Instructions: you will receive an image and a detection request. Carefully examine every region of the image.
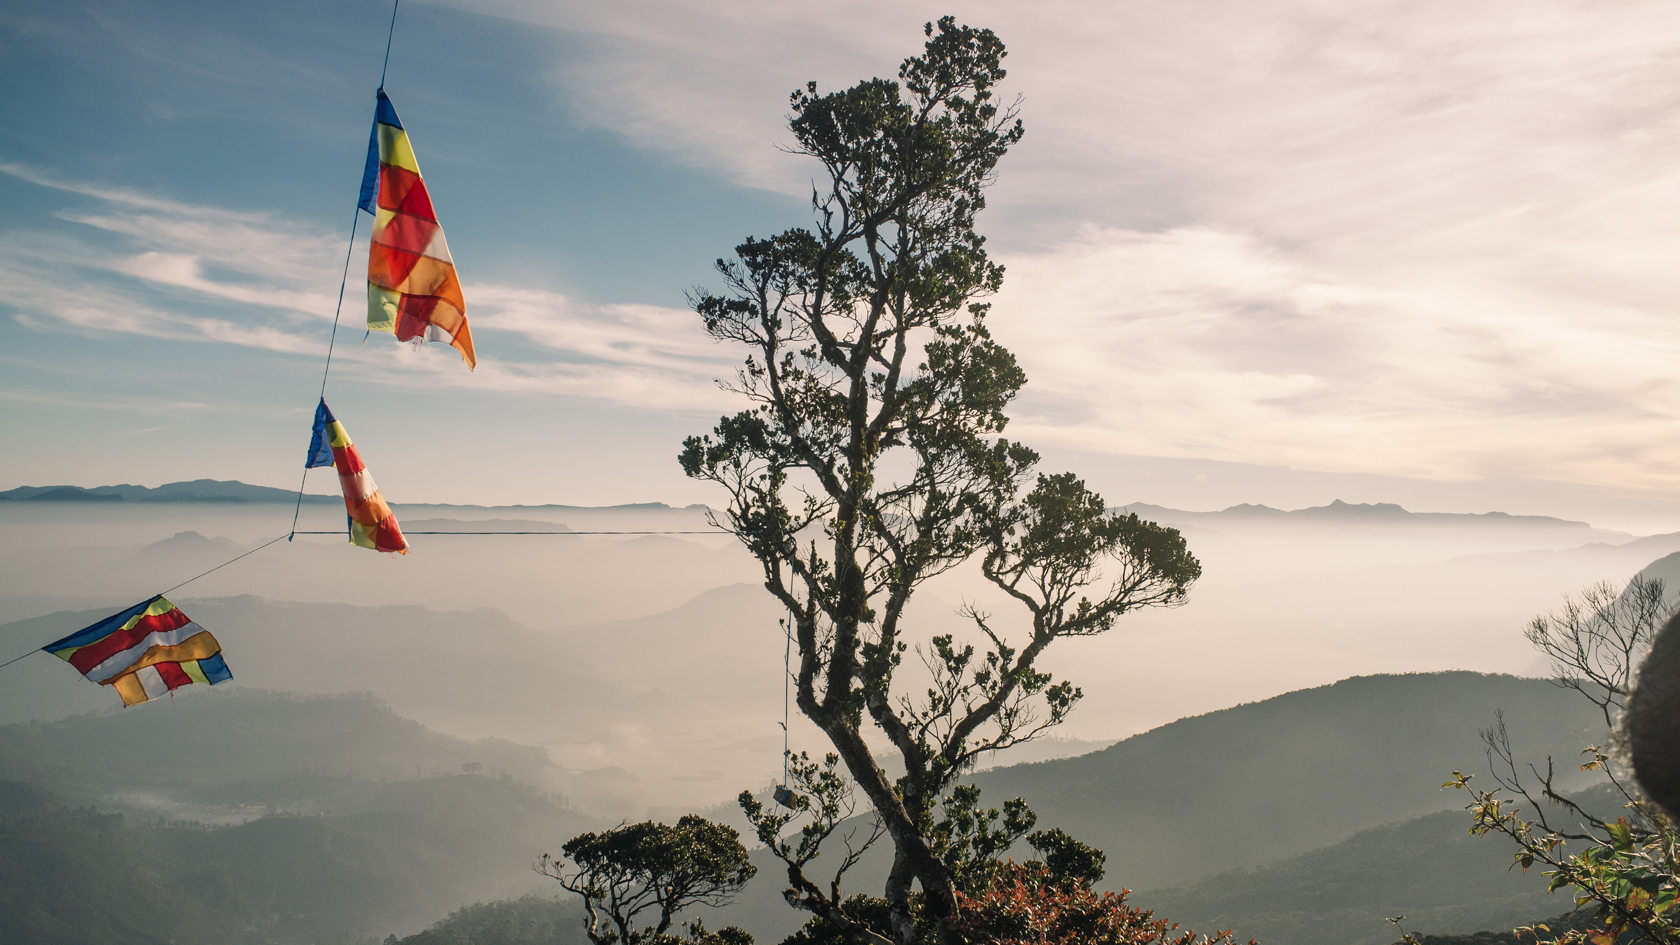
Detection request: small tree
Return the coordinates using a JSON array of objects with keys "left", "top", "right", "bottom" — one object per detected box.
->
[
  {"left": 682, "top": 17, "right": 1200, "bottom": 945},
  {"left": 1523, "top": 575, "right": 1669, "bottom": 728},
  {"left": 954, "top": 862, "right": 1248, "bottom": 945},
  {"left": 538, "top": 815, "right": 756, "bottom": 945},
  {"left": 1449, "top": 576, "right": 1679, "bottom": 944}
]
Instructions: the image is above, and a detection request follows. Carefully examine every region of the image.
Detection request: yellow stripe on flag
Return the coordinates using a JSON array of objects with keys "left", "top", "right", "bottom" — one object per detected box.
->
[
  {"left": 377, "top": 125, "right": 420, "bottom": 174},
  {"left": 368, "top": 285, "right": 400, "bottom": 334},
  {"left": 112, "top": 673, "right": 147, "bottom": 706}
]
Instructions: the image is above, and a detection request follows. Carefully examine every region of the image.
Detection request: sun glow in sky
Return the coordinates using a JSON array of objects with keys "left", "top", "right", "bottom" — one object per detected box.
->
[{"left": 4, "top": 0, "right": 1680, "bottom": 530}]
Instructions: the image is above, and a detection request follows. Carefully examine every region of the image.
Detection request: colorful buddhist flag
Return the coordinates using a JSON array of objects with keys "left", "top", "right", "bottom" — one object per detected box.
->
[
  {"left": 43, "top": 597, "right": 232, "bottom": 707},
  {"left": 360, "top": 88, "right": 476, "bottom": 370},
  {"left": 308, "top": 399, "right": 409, "bottom": 554}
]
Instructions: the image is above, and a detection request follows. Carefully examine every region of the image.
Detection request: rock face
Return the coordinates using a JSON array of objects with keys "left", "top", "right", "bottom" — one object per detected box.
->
[{"left": 1628, "top": 611, "right": 1680, "bottom": 820}]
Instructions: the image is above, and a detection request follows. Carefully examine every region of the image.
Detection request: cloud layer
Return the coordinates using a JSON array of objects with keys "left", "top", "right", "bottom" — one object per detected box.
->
[
  {"left": 8, "top": 1, "right": 1680, "bottom": 496},
  {"left": 0, "top": 162, "right": 739, "bottom": 412},
  {"left": 462, "top": 0, "right": 1680, "bottom": 489}
]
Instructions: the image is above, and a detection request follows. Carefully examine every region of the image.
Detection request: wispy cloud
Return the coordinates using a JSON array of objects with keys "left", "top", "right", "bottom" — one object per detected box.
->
[
  {"left": 991, "top": 225, "right": 1680, "bottom": 488},
  {"left": 452, "top": 0, "right": 1680, "bottom": 490},
  {"left": 0, "top": 388, "right": 212, "bottom": 413},
  {"left": 0, "top": 162, "right": 737, "bottom": 411}
]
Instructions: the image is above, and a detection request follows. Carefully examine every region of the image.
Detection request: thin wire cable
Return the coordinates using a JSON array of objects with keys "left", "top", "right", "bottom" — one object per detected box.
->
[
  {"left": 159, "top": 535, "right": 290, "bottom": 597},
  {"left": 288, "top": 530, "right": 728, "bottom": 535},
  {"left": 0, "top": 649, "right": 37, "bottom": 671},
  {"left": 378, "top": 0, "right": 401, "bottom": 89},
  {"left": 318, "top": 208, "right": 362, "bottom": 403},
  {"left": 287, "top": 466, "right": 313, "bottom": 541},
  {"left": 288, "top": 207, "right": 361, "bottom": 544},
  {"left": 0, "top": 535, "right": 290, "bottom": 673}
]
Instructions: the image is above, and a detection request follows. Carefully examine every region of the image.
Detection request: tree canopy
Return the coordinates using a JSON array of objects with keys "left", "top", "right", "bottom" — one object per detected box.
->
[
  {"left": 539, "top": 815, "right": 756, "bottom": 945},
  {"left": 682, "top": 17, "right": 1200, "bottom": 945}
]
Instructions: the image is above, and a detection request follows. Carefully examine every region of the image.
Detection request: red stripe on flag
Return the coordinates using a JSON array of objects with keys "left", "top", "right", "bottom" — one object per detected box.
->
[
  {"left": 394, "top": 294, "right": 442, "bottom": 340},
  {"left": 372, "top": 213, "right": 441, "bottom": 256},
  {"left": 331, "top": 445, "right": 366, "bottom": 475},
  {"left": 378, "top": 165, "right": 436, "bottom": 221},
  {"left": 154, "top": 661, "right": 193, "bottom": 690},
  {"left": 68, "top": 607, "right": 190, "bottom": 674},
  {"left": 369, "top": 241, "right": 422, "bottom": 289},
  {"left": 372, "top": 515, "right": 408, "bottom": 554}
]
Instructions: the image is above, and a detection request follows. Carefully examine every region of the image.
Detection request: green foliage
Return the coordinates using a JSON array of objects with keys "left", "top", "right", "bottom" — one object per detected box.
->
[
  {"left": 779, "top": 895, "right": 900, "bottom": 945},
  {"left": 926, "top": 784, "right": 1036, "bottom": 897},
  {"left": 681, "top": 17, "right": 1199, "bottom": 944},
  {"left": 1450, "top": 577, "right": 1680, "bottom": 945},
  {"left": 540, "top": 815, "right": 756, "bottom": 945},
  {"left": 1025, "top": 828, "right": 1106, "bottom": 890}
]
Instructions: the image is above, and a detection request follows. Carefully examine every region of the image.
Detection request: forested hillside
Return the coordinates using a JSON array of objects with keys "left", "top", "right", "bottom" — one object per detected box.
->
[
  {"left": 970, "top": 671, "right": 1605, "bottom": 887},
  {"left": 711, "top": 671, "right": 1609, "bottom": 943},
  {"left": 0, "top": 691, "right": 595, "bottom": 944},
  {"left": 1134, "top": 784, "right": 1627, "bottom": 945}
]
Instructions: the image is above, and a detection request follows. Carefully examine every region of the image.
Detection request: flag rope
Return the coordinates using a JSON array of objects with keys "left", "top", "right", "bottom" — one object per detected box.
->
[
  {"left": 289, "top": 530, "right": 730, "bottom": 535},
  {"left": 291, "top": 0, "right": 397, "bottom": 542},
  {"left": 290, "top": 204, "right": 363, "bottom": 543},
  {"left": 0, "top": 535, "right": 290, "bottom": 673},
  {"left": 379, "top": 0, "right": 401, "bottom": 90}
]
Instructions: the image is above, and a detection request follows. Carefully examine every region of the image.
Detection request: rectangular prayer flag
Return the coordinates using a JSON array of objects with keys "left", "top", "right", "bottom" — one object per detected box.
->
[
  {"left": 42, "top": 597, "right": 232, "bottom": 706},
  {"left": 361, "top": 89, "right": 476, "bottom": 370},
  {"left": 308, "top": 400, "right": 409, "bottom": 554}
]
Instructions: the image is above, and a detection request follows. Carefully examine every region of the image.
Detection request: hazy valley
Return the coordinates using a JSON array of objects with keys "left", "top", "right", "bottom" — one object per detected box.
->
[{"left": 0, "top": 482, "right": 1669, "bottom": 943}]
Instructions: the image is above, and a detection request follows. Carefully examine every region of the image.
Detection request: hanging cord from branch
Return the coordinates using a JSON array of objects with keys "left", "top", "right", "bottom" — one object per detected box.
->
[
  {"left": 783, "top": 605, "right": 793, "bottom": 787},
  {"left": 0, "top": 534, "right": 290, "bottom": 672}
]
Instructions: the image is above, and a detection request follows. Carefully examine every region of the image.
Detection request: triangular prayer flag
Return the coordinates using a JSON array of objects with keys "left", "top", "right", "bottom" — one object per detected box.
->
[
  {"left": 305, "top": 399, "right": 335, "bottom": 469},
  {"left": 361, "top": 89, "right": 476, "bottom": 371},
  {"left": 309, "top": 400, "right": 409, "bottom": 554},
  {"left": 42, "top": 597, "right": 233, "bottom": 706}
]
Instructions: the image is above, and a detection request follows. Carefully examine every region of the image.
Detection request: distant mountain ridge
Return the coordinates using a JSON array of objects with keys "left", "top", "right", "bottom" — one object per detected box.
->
[
  {"left": 1121, "top": 498, "right": 1605, "bottom": 532},
  {"left": 0, "top": 479, "right": 709, "bottom": 511},
  {"left": 0, "top": 479, "right": 338, "bottom": 503}
]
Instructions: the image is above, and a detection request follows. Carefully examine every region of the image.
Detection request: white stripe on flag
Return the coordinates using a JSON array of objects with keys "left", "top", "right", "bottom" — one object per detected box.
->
[
  {"left": 135, "top": 665, "right": 169, "bottom": 701},
  {"left": 339, "top": 468, "right": 378, "bottom": 502},
  {"left": 86, "top": 623, "right": 206, "bottom": 683}
]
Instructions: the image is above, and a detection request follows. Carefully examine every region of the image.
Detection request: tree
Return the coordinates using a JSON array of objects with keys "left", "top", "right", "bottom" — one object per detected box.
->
[
  {"left": 537, "top": 816, "right": 756, "bottom": 945},
  {"left": 1448, "top": 576, "right": 1679, "bottom": 944},
  {"left": 954, "top": 862, "right": 1248, "bottom": 945},
  {"left": 681, "top": 18, "right": 1201, "bottom": 944},
  {"left": 1523, "top": 575, "right": 1669, "bottom": 728}
]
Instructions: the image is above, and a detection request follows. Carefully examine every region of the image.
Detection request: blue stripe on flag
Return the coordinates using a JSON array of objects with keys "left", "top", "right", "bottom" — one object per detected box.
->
[
  {"left": 198, "top": 651, "right": 233, "bottom": 684},
  {"left": 42, "top": 598, "right": 159, "bottom": 654},
  {"left": 306, "top": 400, "right": 336, "bottom": 468}
]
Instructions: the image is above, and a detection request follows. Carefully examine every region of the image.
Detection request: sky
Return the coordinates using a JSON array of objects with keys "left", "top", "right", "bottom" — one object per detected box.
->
[{"left": 4, "top": 0, "right": 1680, "bottom": 530}]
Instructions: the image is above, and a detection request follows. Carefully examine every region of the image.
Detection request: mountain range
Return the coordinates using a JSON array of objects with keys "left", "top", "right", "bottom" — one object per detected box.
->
[
  {"left": 1121, "top": 499, "right": 1609, "bottom": 532},
  {"left": 0, "top": 670, "right": 1608, "bottom": 945},
  {"left": 0, "top": 479, "right": 709, "bottom": 513}
]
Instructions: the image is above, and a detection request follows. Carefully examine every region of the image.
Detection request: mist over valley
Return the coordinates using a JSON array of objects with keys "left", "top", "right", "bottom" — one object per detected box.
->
[{"left": 0, "top": 485, "right": 1666, "bottom": 942}]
